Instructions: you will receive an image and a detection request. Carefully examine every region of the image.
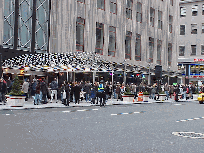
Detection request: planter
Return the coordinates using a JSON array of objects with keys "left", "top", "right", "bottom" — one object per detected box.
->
[
  {"left": 122, "top": 94, "right": 134, "bottom": 102},
  {"left": 143, "top": 95, "right": 149, "bottom": 102},
  {"left": 5, "top": 95, "right": 26, "bottom": 107},
  {"left": 159, "top": 94, "right": 166, "bottom": 101}
]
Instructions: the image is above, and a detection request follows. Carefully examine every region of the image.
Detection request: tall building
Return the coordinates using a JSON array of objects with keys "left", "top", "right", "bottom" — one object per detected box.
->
[
  {"left": 0, "top": 0, "right": 179, "bottom": 72},
  {"left": 178, "top": 0, "right": 204, "bottom": 83}
]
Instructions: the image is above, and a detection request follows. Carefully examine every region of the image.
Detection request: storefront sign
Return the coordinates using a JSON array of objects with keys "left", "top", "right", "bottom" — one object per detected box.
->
[{"left": 194, "top": 59, "right": 204, "bottom": 62}]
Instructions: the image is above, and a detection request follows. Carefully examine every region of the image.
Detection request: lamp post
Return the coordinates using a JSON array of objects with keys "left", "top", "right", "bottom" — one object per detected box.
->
[
  {"left": 167, "top": 67, "right": 170, "bottom": 85},
  {"left": 123, "top": 60, "right": 127, "bottom": 86},
  {"left": 148, "top": 63, "right": 151, "bottom": 85}
]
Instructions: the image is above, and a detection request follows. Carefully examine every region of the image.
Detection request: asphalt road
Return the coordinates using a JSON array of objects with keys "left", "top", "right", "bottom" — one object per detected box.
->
[{"left": 0, "top": 101, "right": 204, "bottom": 153}]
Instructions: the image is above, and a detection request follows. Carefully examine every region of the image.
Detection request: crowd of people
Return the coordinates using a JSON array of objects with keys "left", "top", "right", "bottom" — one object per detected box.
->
[{"left": 0, "top": 76, "right": 203, "bottom": 105}]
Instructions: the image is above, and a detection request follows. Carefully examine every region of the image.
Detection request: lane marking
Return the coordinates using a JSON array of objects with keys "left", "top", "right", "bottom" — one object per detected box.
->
[
  {"left": 176, "top": 116, "right": 204, "bottom": 122},
  {"left": 111, "top": 111, "right": 144, "bottom": 116}
]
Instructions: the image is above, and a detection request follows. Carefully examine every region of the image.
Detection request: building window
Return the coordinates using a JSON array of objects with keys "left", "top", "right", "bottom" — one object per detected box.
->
[
  {"left": 170, "top": 0, "right": 173, "bottom": 6},
  {"left": 76, "top": 17, "right": 85, "bottom": 52},
  {"left": 202, "top": 23, "right": 204, "bottom": 33},
  {"left": 180, "top": 25, "right": 185, "bottom": 35},
  {"left": 201, "top": 45, "right": 204, "bottom": 55},
  {"left": 180, "top": 7, "right": 186, "bottom": 17},
  {"left": 108, "top": 26, "right": 116, "bottom": 57},
  {"left": 169, "top": 15, "right": 173, "bottom": 33},
  {"left": 126, "top": 0, "right": 133, "bottom": 19},
  {"left": 3, "top": 0, "right": 50, "bottom": 52},
  {"left": 179, "top": 46, "right": 185, "bottom": 56},
  {"left": 191, "top": 45, "right": 196, "bottom": 55},
  {"left": 192, "top": 5, "right": 198, "bottom": 16},
  {"left": 158, "top": 10, "right": 162, "bottom": 30},
  {"left": 95, "top": 22, "right": 104, "bottom": 55},
  {"left": 191, "top": 24, "right": 197, "bottom": 34},
  {"left": 150, "top": 7, "right": 155, "bottom": 27},
  {"left": 125, "top": 31, "right": 132, "bottom": 60},
  {"left": 3, "top": 0, "right": 15, "bottom": 48},
  {"left": 149, "top": 37, "right": 154, "bottom": 63},
  {"left": 135, "top": 34, "right": 141, "bottom": 61},
  {"left": 168, "top": 43, "right": 172, "bottom": 66},
  {"left": 97, "top": 0, "right": 105, "bottom": 10},
  {"left": 110, "top": 0, "right": 117, "bottom": 14},
  {"left": 202, "top": 4, "right": 204, "bottom": 15},
  {"left": 77, "top": 0, "right": 85, "bottom": 3},
  {"left": 157, "top": 40, "right": 162, "bottom": 65},
  {"left": 136, "top": 2, "right": 142, "bottom": 23}
]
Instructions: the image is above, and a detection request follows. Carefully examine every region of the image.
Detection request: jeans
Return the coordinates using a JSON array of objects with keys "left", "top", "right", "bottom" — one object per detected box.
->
[
  {"left": 35, "top": 94, "right": 41, "bottom": 105},
  {"left": 183, "top": 91, "right": 186, "bottom": 99},
  {"left": 165, "top": 91, "right": 169, "bottom": 99},
  {"left": 85, "top": 93, "right": 91, "bottom": 102},
  {"left": 40, "top": 91, "right": 42, "bottom": 101},
  {"left": 152, "top": 93, "right": 155, "bottom": 100},
  {"left": 0, "top": 92, "right": 6, "bottom": 103}
]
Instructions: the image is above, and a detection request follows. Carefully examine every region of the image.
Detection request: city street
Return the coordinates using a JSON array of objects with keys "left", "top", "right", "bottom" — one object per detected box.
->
[{"left": 0, "top": 101, "right": 204, "bottom": 152}]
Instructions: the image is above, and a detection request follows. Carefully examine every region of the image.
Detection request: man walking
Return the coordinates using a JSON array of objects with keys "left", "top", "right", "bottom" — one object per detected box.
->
[
  {"left": 22, "top": 79, "right": 30, "bottom": 101},
  {"left": 74, "top": 82, "right": 81, "bottom": 104},
  {"left": 34, "top": 80, "right": 41, "bottom": 105},
  {"left": 50, "top": 78, "right": 58, "bottom": 103},
  {"left": 164, "top": 83, "right": 169, "bottom": 100},
  {"left": 41, "top": 78, "right": 48, "bottom": 104}
]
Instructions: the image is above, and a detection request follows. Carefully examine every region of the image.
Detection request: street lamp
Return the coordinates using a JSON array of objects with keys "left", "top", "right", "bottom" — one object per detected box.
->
[
  {"left": 167, "top": 67, "right": 170, "bottom": 85},
  {"left": 123, "top": 60, "right": 127, "bottom": 86}
]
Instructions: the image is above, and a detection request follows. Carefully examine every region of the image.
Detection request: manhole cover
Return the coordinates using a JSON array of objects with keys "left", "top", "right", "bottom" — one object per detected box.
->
[{"left": 172, "top": 132, "right": 204, "bottom": 139}]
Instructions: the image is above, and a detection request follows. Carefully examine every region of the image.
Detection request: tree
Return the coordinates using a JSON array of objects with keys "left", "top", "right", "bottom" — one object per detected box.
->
[{"left": 9, "top": 76, "right": 24, "bottom": 96}]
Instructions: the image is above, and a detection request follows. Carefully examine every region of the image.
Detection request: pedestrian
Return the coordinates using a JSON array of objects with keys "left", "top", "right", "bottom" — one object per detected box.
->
[
  {"left": 34, "top": 80, "right": 41, "bottom": 105},
  {"left": 132, "top": 83, "right": 137, "bottom": 99},
  {"left": 74, "top": 82, "right": 81, "bottom": 104},
  {"left": 6, "top": 77, "right": 12, "bottom": 94},
  {"left": 0, "top": 78, "right": 7, "bottom": 105},
  {"left": 64, "top": 81, "right": 70, "bottom": 106},
  {"left": 50, "top": 78, "right": 58, "bottom": 103},
  {"left": 22, "top": 79, "right": 30, "bottom": 101},
  {"left": 84, "top": 81, "right": 91, "bottom": 102},
  {"left": 116, "top": 84, "right": 121, "bottom": 101},
  {"left": 91, "top": 82, "right": 98, "bottom": 104},
  {"left": 60, "top": 83, "right": 66, "bottom": 104},
  {"left": 97, "top": 80, "right": 106, "bottom": 106},
  {"left": 40, "top": 78, "right": 48, "bottom": 104},
  {"left": 109, "top": 82, "right": 112, "bottom": 99},
  {"left": 164, "top": 83, "right": 169, "bottom": 100},
  {"left": 151, "top": 84, "right": 156, "bottom": 100},
  {"left": 31, "top": 79, "right": 37, "bottom": 97}
]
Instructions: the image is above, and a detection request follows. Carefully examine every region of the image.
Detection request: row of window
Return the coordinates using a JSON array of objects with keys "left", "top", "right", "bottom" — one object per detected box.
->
[
  {"left": 179, "top": 45, "right": 204, "bottom": 56},
  {"left": 180, "top": 4, "right": 204, "bottom": 17},
  {"left": 180, "top": 24, "right": 204, "bottom": 35},
  {"left": 76, "top": 16, "right": 172, "bottom": 65},
  {"left": 78, "top": 0, "right": 173, "bottom": 32}
]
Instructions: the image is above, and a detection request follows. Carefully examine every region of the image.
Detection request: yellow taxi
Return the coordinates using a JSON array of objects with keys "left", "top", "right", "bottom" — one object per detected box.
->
[{"left": 198, "top": 93, "right": 204, "bottom": 104}]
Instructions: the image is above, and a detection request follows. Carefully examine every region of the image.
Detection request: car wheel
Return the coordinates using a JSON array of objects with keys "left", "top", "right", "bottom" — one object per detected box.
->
[{"left": 199, "top": 101, "right": 203, "bottom": 104}]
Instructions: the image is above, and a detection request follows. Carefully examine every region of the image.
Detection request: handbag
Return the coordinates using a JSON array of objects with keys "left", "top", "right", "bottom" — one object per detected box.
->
[{"left": 63, "top": 90, "right": 66, "bottom": 99}]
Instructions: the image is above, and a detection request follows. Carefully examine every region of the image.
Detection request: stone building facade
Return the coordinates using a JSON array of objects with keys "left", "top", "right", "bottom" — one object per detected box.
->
[{"left": 0, "top": 0, "right": 180, "bottom": 71}]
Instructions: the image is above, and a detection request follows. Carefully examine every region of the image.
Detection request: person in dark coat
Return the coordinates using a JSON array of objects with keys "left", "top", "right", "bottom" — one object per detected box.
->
[
  {"left": 0, "top": 78, "right": 7, "bottom": 105},
  {"left": 40, "top": 78, "right": 48, "bottom": 104},
  {"left": 64, "top": 81, "right": 70, "bottom": 106},
  {"left": 70, "top": 82, "right": 74, "bottom": 102},
  {"left": 74, "top": 82, "right": 81, "bottom": 104}
]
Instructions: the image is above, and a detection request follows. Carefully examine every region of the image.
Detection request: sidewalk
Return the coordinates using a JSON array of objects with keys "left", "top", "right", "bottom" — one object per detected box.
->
[{"left": 0, "top": 97, "right": 198, "bottom": 110}]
